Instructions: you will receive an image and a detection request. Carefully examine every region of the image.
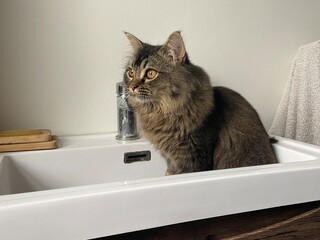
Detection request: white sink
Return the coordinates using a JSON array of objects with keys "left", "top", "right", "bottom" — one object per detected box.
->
[
  {"left": 0, "top": 134, "right": 320, "bottom": 239},
  {"left": 0, "top": 140, "right": 166, "bottom": 195}
]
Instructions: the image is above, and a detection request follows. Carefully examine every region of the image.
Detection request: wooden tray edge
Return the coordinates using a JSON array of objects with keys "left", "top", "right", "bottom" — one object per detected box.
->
[
  {"left": 0, "top": 129, "right": 52, "bottom": 145},
  {"left": 0, "top": 136, "right": 58, "bottom": 153}
]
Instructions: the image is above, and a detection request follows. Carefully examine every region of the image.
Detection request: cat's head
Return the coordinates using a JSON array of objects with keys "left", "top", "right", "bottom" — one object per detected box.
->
[{"left": 123, "top": 31, "right": 192, "bottom": 109}]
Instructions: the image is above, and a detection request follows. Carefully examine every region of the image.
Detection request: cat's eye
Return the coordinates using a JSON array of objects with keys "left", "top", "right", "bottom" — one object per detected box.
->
[
  {"left": 146, "top": 69, "right": 158, "bottom": 80},
  {"left": 127, "top": 68, "right": 135, "bottom": 79}
]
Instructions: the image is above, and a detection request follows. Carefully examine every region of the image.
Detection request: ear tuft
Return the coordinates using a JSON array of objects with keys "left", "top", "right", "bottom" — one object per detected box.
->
[
  {"left": 164, "top": 31, "right": 187, "bottom": 64},
  {"left": 124, "top": 31, "right": 143, "bottom": 53}
]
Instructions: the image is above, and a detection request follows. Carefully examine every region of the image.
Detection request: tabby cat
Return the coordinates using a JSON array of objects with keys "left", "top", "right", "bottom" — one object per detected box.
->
[{"left": 123, "top": 31, "right": 277, "bottom": 175}]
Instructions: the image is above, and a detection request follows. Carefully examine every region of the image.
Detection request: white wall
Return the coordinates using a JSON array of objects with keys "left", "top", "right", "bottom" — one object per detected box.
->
[{"left": 1, "top": 0, "right": 320, "bottom": 136}]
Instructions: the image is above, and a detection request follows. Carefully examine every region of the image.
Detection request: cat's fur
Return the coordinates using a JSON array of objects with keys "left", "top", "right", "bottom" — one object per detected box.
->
[{"left": 123, "top": 31, "right": 277, "bottom": 175}]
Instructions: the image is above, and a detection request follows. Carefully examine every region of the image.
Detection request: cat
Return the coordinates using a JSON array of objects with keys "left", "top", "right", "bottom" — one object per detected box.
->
[{"left": 123, "top": 31, "right": 277, "bottom": 175}]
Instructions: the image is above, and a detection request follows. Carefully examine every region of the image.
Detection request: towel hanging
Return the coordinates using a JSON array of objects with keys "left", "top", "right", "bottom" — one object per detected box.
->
[{"left": 269, "top": 40, "right": 320, "bottom": 146}]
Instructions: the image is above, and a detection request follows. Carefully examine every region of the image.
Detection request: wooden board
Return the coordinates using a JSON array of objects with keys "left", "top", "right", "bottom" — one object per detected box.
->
[
  {"left": 0, "top": 129, "right": 52, "bottom": 145},
  {"left": 0, "top": 136, "right": 57, "bottom": 153}
]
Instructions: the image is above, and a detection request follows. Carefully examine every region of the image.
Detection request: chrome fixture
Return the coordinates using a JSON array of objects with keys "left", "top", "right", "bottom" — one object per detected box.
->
[{"left": 115, "top": 82, "right": 139, "bottom": 140}]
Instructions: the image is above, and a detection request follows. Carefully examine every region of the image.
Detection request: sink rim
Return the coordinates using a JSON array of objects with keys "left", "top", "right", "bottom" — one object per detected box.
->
[
  {"left": 1, "top": 149, "right": 320, "bottom": 207},
  {"left": 1, "top": 134, "right": 320, "bottom": 205},
  {"left": 1, "top": 134, "right": 320, "bottom": 198}
]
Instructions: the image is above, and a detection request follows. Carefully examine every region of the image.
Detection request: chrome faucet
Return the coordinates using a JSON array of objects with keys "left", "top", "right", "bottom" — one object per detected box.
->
[{"left": 115, "top": 82, "right": 139, "bottom": 140}]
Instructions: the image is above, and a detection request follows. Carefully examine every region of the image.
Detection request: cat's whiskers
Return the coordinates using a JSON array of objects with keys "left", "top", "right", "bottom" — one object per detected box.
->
[{"left": 129, "top": 87, "right": 154, "bottom": 105}]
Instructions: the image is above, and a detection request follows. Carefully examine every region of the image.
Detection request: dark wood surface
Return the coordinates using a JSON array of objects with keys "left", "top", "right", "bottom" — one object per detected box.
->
[{"left": 94, "top": 201, "right": 320, "bottom": 240}]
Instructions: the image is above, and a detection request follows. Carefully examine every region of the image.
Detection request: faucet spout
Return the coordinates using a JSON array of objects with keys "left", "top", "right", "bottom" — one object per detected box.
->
[{"left": 115, "top": 82, "right": 139, "bottom": 141}]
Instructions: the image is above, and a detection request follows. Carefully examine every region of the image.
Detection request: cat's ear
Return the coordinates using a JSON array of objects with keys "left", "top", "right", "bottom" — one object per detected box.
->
[
  {"left": 124, "top": 31, "right": 143, "bottom": 53},
  {"left": 163, "top": 31, "right": 187, "bottom": 64}
]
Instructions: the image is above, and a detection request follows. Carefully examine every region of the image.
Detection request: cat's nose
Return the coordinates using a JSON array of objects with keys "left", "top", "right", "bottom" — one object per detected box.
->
[
  {"left": 128, "top": 84, "right": 138, "bottom": 92},
  {"left": 128, "top": 86, "right": 135, "bottom": 92}
]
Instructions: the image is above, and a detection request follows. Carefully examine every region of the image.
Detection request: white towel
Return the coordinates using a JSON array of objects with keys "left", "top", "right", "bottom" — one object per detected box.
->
[{"left": 269, "top": 40, "right": 320, "bottom": 146}]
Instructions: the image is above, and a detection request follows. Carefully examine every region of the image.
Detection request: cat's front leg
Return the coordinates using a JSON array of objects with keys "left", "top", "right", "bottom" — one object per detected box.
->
[
  {"left": 165, "top": 167, "right": 180, "bottom": 176},
  {"left": 165, "top": 168, "right": 180, "bottom": 175},
  {"left": 165, "top": 160, "right": 183, "bottom": 175},
  {"left": 164, "top": 156, "right": 198, "bottom": 175},
  {"left": 165, "top": 166, "right": 193, "bottom": 176}
]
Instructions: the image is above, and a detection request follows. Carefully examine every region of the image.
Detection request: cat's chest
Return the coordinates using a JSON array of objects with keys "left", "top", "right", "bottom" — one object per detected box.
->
[
  {"left": 140, "top": 112, "right": 192, "bottom": 136},
  {"left": 142, "top": 127, "right": 184, "bottom": 156},
  {"left": 140, "top": 114, "right": 192, "bottom": 147}
]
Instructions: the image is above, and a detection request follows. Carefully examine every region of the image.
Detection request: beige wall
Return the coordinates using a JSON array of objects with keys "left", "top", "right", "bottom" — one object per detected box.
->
[{"left": 1, "top": 0, "right": 320, "bottom": 135}]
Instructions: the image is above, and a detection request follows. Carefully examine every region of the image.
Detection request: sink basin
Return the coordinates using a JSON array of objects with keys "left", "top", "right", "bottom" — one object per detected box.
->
[
  {"left": 0, "top": 141, "right": 166, "bottom": 195},
  {"left": 0, "top": 134, "right": 320, "bottom": 239}
]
